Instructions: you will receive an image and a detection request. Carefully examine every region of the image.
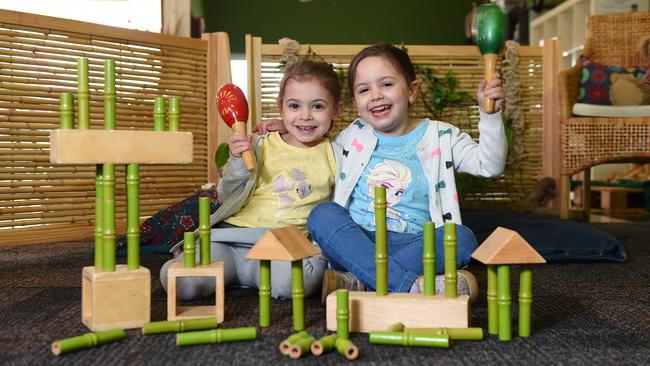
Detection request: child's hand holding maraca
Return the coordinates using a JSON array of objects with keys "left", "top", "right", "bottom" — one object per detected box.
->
[{"left": 477, "top": 73, "right": 503, "bottom": 113}]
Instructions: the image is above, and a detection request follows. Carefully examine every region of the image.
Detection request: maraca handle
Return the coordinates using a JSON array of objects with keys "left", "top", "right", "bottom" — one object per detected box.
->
[
  {"left": 483, "top": 53, "right": 497, "bottom": 113},
  {"left": 232, "top": 121, "right": 256, "bottom": 171}
]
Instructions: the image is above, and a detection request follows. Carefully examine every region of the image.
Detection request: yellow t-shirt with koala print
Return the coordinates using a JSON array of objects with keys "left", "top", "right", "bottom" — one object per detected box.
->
[{"left": 225, "top": 132, "right": 336, "bottom": 234}]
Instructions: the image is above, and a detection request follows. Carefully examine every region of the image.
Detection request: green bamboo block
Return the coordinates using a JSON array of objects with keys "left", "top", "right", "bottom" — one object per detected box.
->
[
  {"left": 497, "top": 264, "right": 511, "bottom": 341},
  {"left": 169, "top": 97, "right": 180, "bottom": 131},
  {"left": 126, "top": 163, "right": 139, "bottom": 270},
  {"left": 311, "top": 334, "right": 338, "bottom": 356},
  {"left": 59, "top": 93, "right": 73, "bottom": 129},
  {"left": 51, "top": 328, "right": 125, "bottom": 356},
  {"left": 487, "top": 264, "right": 498, "bottom": 335},
  {"left": 404, "top": 327, "right": 484, "bottom": 341},
  {"left": 519, "top": 265, "right": 533, "bottom": 337},
  {"left": 386, "top": 322, "right": 405, "bottom": 332},
  {"left": 259, "top": 259, "right": 271, "bottom": 327},
  {"left": 104, "top": 60, "right": 116, "bottom": 130},
  {"left": 77, "top": 57, "right": 89, "bottom": 129},
  {"left": 176, "top": 327, "right": 256, "bottom": 346},
  {"left": 279, "top": 331, "right": 309, "bottom": 355},
  {"left": 444, "top": 222, "right": 457, "bottom": 298},
  {"left": 94, "top": 165, "right": 104, "bottom": 269},
  {"left": 336, "top": 289, "right": 349, "bottom": 340},
  {"left": 335, "top": 337, "right": 359, "bottom": 360},
  {"left": 374, "top": 185, "right": 387, "bottom": 296},
  {"left": 154, "top": 96, "right": 166, "bottom": 131},
  {"left": 423, "top": 221, "right": 435, "bottom": 295},
  {"left": 198, "top": 196, "right": 210, "bottom": 265},
  {"left": 102, "top": 163, "right": 116, "bottom": 271},
  {"left": 369, "top": 331, "right": 450, "bottom": 348},
  {"left": 142, "top": 317, "right": 218, "bottom": 335},
  {"left": 292, "top": 259, "right": 305, "bottom": 331},
  {"left": 183, "top": 232, "right": 196, "bottom": 268},
  {"left": 289, "top": 335, "right": 315, "bottom": 359}
]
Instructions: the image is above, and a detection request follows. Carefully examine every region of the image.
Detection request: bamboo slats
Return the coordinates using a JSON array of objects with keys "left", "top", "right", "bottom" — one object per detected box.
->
[
  {"left": 0, "top": 10, "right": 208, "bottom": 246},
  {"left": 252, "top": 42, "right": 544, "bottom": 208}
]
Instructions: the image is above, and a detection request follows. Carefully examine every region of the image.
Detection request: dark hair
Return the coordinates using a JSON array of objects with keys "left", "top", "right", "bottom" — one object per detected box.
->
[
  {"left": 278, "top": 60, "right": 341, "bottom": 105},
  {"left": 347, "top": 43, "right": 416, "bottom": 96}
]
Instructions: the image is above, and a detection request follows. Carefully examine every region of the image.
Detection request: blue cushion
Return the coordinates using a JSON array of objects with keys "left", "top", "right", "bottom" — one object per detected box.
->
[{"left": 463, "top": 211, "right": 627, "bottom": 263}]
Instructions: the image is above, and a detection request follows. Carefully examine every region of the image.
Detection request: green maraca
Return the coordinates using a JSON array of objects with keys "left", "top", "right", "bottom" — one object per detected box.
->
[{"left": 476, "top": 3, "right": 506, "bottom": 113}]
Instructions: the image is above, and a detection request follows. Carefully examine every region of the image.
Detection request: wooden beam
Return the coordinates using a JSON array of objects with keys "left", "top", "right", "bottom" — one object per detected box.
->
[{"left": 542, "top": 37, "right": 562, "bottom": 212}]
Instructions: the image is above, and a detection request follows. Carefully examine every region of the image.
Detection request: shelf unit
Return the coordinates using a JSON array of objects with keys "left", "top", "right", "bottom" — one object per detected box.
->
[{"left": 530, "top": 0, "right": 649, "bottom": 69}]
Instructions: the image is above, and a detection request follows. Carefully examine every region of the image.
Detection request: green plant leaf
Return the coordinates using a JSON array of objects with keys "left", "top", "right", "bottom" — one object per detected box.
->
[{"left": 214, "top": 143, "right": 230, "bottom": 169}]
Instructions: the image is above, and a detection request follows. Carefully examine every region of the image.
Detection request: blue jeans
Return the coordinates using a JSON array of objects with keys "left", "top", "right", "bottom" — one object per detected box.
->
[{"left": 307, "top": 202, "right": 478, "bottom": 292}]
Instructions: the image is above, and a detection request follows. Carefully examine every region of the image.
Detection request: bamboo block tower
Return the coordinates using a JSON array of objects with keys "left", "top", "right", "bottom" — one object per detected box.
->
[
  {"left": 51, "top": 58, "right": 193, "bottom": 331},
  {"left": 325, "top": 186, "right": 470, "bottom": 333},
  {"left": 167, "top": 200, "right": 225, "bottom": 322},
  {"left": 245, "top": 226, "right": 319, "bottom": 330},
  {"left": 471, "top": 227, "right": 546, "bottom": 341}
]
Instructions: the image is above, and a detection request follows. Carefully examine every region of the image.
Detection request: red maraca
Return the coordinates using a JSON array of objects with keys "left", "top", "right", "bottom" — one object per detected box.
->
[{"left": 217, "top": 83, "right": 255, "bottom": 171}]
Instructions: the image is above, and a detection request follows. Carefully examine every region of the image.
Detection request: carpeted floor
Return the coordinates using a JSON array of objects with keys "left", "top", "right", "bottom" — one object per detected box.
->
[{"left": 1, "top": 222, "right": 649, "bottom": 365}]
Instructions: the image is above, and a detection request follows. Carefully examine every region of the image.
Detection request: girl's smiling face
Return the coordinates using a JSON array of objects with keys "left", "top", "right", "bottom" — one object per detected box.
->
[{"left": 352, "top": 56, "right": 419, "bottom": 136}]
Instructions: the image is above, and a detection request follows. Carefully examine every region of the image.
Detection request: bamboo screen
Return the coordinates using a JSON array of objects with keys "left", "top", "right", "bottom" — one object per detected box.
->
[
  {"left": 0, "top": 10, "right": 208, "bottom": 246},
  {"left": 254, "top": 43, "right": 544, "bottom": 208}
]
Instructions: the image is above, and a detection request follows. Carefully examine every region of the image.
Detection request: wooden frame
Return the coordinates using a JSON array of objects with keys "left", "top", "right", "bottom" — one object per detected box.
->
[{"left": 166, "top": 261, "right": 225, "bottom": 322}]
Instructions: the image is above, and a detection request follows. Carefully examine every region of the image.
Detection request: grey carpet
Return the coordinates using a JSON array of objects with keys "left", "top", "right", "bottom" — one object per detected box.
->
[{"left": 1, "top": 222, "right": 649, "bottom": 365}]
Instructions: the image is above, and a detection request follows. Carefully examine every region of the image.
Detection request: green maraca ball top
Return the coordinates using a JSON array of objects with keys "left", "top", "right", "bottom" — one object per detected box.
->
[{"left": 476, "top": 3, "right": 507, "bottom": 55}]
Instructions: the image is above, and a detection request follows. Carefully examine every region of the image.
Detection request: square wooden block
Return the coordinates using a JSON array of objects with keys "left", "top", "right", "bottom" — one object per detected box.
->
[
  {"left": 82, "top": 265, "right": 151, "bottom": 331},
  {"left": 326, "top": 291, "right": 470, "bottom": 333},
  {"left": 167, "top": 261, "right": 224, "bottom": 322}
]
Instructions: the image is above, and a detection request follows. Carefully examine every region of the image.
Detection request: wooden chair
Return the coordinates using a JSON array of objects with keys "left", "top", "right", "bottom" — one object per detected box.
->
[{"left": 557, "top": 12, "right": 650, "bottom": 220}]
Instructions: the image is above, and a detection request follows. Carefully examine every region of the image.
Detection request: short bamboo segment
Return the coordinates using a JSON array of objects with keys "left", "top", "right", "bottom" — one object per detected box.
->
[
  {"left": 444, "top": 223, "right": 457, "bottom": 298},
  {"left": 102, "top": 163, "right": 116, "bottom": 272},
  {"left": 59, "top": 93, "right": 73, "bottom": 129},
  {"left": 126, "top": 163, "right": 139, "bottom": 270},
  {"left": 94, "top": 163, "right": 104, "bottom": 268},
  {"left": 374, "top": 186, "right": 387, "bottom": 295},
  {"left": 176, "top": 327, "right": 256, "bottom": 346},
  {"left": 198, "top": 196, "right": 210, "bottom": 265},
  {"left": 487, "top": 265, "right": 498, "bottom": 335},
  {"left": 311, "top": 334, "right": 338, "bottom": 356},
  {"left": 335, "top": 338, "right": 359, "bottom": 360},
  {"left": 336, "top": 289, "right": 349, "bottom": 340},
  {"left": 404, "top": 327, "right": 484, "bottom": 341},
  {"left": 369, "top": 331, "right": 450, "bottom": 348},
  {"left": 183, "top": 232, "right": 196, "bottom": 268},
  {"left": 289, "top": 335, "right": 315, "bottom": 359},
  {"left": 169, "top": 97, "right": 180, "bottom": 131},
  {"left": 386, "top": 322, "right": 405, "bottom": 332},
  {"left": 291, "top": 259, "right": 305, "bottom": 331},
  {"left": 51, "top": 328, "right": 125, "bottom": 356},
  {"left": 422, "top": 221, "right": 435, "bottom": 295},
  {"left": 497, "top": 265, "right": 512, "bottom": 341},
  {"left": 104, "top": 60, "right": 116, "bottom": 130},
  {"left": 259, "top": 259, "right": 271, "bottom": 327},
  {"left": 154, "top": 97, "right": 166, "bottom": 131},
  {"left": 518, "top": 265, "right": 533, "bottom": 337},
  {"left": 142, "top": 317, "right": 218, "bottom": 335},
  {"left": 77, "top": 57, "right": 89, "bottom": 129},
  {"left": 279, "top": 331, "right": 309, "bottom": 355}
]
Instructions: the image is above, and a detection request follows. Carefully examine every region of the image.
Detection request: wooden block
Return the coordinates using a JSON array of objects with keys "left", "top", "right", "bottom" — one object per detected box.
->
[
  {"left": 49, "top": 129, "right": 193, "bottom": 164},
  {"left": 325, "top": 291, "right": 470, "bottom": 333},
  {"left": 167, "top": 261, "right": 224, "bottom": 322},
  {"left": 82, "top": 265, "right": 150, "bottom": 331}
]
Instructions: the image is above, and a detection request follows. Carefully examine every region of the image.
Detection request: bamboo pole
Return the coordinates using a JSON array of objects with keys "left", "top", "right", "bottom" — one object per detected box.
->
[
  {"left": 142, "top": 317, "right": 217, "bottom": 335},
  {"left": 169, "top": 97, "right": 180, "bottom": 131},
  {"left": 336, "top": 289, "right": 349, "bottom": 340},
  {"left": 369, "top": 331, "right": 449, "bottom": 348},
  {"left": 288, "top": 335, "right": 315, "bottom": 359},
  {"left": 403, "top": 327, "right": 484, "bottom": 341},
  {"left": 497, "top": 264, "right": 511, "bottom": 341},
  {"left": 374, "top": 186, "right": 387, "bottom": 295},
  {"left": 59, "top": 93, "right": 73, "bottom": 129},
  {"left": 51, "top": 328, "right": 125, "bottom": 356},
  {"left": 311, "top": 334, "right": 337, "bottom": 356},
  {"left": 279, "top": 331, "right": 309, "bottom": 355},
  {"left": 153, "top": 96, "right": 165, "bottom": 132},
  {"left": 487, "top": 264, "right": 498, "bottom": 335},
  {"left": 94, "top": 164, "right": 104, "bottom": 268},
  {"left": 198, "top": 196, "right": 210, "bottom": 265},
  {"left": 334, "top": 338, "right": 359, "bottom": 360},
  {"left": 291, "top": 259, "right": 305, "bottom": 331},
  {"left": 77, "top": 57, "right": 89, "bottom": 129},
  {"left": 259, "top": 259, "right": 271, "bottom": 327},
  {"left": 183, "top": 232, "right": 196, "bottom": 268},
  {"left": 175, "top": 327, "right": 256, "bottom": 346},
  {"left": 444, "top": 223, "right": 457, "bottom": 298},
  {"left": 126, "top": 163, "right": 139, "bottom": 270},
  {"left": 102, "top": 163, "right": 116, "bottom": 271},
  {"left": 518, "top": 265, "right": 533, "bottom": 337},
  {"left": 423, "top": 221, "right": 435, "bottom": 295}
]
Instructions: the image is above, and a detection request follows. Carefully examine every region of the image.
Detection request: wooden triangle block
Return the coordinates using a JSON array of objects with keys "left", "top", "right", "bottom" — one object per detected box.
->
[
  {"left": 471, "top": 227, "right": 546, "bottom": 265},
  {"left": 245, "top": 226, "right": 319, "bottom": 261}
]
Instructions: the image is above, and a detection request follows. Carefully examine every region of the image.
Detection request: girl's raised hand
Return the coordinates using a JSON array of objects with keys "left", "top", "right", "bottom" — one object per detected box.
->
[
  {"left": 228, "top": 132, "right": 252, "bottom": 158},
  {"left": 253, "top": 119, "right": 287, "bottom": 134},
  {"left": 477, "top": 73, "right": 504, "bottom": 113}
]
